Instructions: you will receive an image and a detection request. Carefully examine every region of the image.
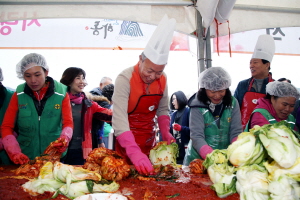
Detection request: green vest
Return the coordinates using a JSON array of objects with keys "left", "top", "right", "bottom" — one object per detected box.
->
[
  {"left": 244, "top": 108, "right": 295, "bottom": 132},
  {"left": 0, "top": 87, "right": 14, "bottom": 165},
  {"left": 0, "top": 87, "right": 14, "bottom": 124},
  {"left": 16, "top": 81, "right": 67, "bottom": 160},
  {"left": 184, "top": 97, "right": 235, "bottom": 164}
]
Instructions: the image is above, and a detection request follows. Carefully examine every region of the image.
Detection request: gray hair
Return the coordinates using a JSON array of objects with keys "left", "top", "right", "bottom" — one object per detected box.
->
[
  {"left": 100, "top": 76, "right": 112, "bottom": 84},
  {"left": 141, "top": 52, "right": 147, "bottom": 62}
]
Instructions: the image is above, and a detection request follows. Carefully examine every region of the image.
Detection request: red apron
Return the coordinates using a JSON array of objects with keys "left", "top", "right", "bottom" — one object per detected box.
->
[
  {"left": 116, "top": 87, "right": 163, "bottom": 164},
  {"left": 241, "top": 74, "right": 273, "bottom": 129}
]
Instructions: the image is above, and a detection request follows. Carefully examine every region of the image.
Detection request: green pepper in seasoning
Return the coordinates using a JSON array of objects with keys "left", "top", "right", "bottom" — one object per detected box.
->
[
  {"left": 166, "top": 193, "right": 180, "bottom": 198},
  {"left": 86, "top": 180, "right": 94, "bottom": 193}
]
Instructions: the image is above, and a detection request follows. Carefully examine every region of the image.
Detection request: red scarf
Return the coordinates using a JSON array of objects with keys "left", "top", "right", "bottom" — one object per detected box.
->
[{"left": 68, "top": 92, "right": 84, "bottom": 104}]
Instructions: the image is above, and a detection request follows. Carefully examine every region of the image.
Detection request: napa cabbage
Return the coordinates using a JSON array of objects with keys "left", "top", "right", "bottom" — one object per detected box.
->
[{"left": 149, "top": 141, "right": 178, "bottom": 166}]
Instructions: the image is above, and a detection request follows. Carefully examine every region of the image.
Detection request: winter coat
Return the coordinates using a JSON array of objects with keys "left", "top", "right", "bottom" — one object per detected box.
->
[
  {"left": 292, "top": 99, "right": 300, "bottom": 130},
  {"left": 0, "top": 84, "right": 14, "bottom": 164},
  {"left": 170, "top": 107, "right": 190, "bottom": 164},
  {"left": 86, "top": 92, "right": 111, "bottom": 147},
  {"left": 247, "top": 98, "right": 296, "bottom": 130},
  {"left": 75, "top": 93, "right": 112, "bottom": 159},
  {"left": 169, "top": 91, "right": 190, "bottom": 164},
  {"left": 0, "top": 84, "right": 14, "bottom": 125},
  {"left": 89, "top": 87, "right": 102, "bottom": 96}
]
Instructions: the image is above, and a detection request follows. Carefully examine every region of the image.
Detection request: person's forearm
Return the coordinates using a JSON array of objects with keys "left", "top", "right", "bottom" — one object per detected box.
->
[
  {"left": 112, "top": 73, "right": 131, "bottom": 137},
  {"left": 190, "top": 108, "right": 207, "bottom": 153},
  {"left": 156, "top": 83, "right": 169, "bottom": 117},
  {"left": 62, "top": 94, "right": 74, "bottom": 129},
  {"left": 229, "top": 100, "right": 243, "bottom": 141},
  {"left": 1, "top": 93, "right": 18, "bottom": 138}
]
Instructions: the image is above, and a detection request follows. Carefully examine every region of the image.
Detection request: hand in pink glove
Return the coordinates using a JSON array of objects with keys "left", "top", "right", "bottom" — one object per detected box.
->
[
  {"left": 231, "top": 137, "right": 238, "bottom": 143},
  {"left": 117, "top": 131, "right": 154, "bottom": 175},
  {"left": 200, "top": 145, "right": 213, "bottom": 160},
  {"left": 158, "top": 115, "right": 175, "bottom": 144},
  {"left": 52, "top": 127, "right": 73, "bottom": 153},
  {"left": 2, "top": 135, "right": 29, "bottom": 164},
  {"left": 173, "top": 123, "right": 182, "bottom": 131}
]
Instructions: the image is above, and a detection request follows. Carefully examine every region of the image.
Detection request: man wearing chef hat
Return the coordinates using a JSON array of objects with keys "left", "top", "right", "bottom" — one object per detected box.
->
[
  {"left": 234, "top": 34, "right": 275, "bottom": 129},
  {"left": 112, "top": 15, "right": 176, "bottom": 175}
]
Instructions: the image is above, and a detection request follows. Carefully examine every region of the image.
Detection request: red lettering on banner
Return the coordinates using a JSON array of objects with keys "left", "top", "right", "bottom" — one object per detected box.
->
[
  {"left": 0, "top": 26, "right": 11, "bottom": 35},
  {"left": 0, "top": 12, "right": 40, "bottom": 35}
]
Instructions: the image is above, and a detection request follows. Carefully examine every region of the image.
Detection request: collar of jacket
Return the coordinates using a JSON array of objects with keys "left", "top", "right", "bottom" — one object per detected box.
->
[{"left": 24, "top": 76, "right": 54, "bottom": 99}]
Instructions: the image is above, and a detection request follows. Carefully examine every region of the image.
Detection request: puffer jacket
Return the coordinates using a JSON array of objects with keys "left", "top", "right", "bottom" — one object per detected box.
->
[{"left": 85, "top": 92, "right": 111, "bottom": 148}]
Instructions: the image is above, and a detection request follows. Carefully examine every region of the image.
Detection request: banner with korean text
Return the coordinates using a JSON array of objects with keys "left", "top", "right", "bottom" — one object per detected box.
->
[{"left": 0, "top": 18, "right": 189, "bottom": 51}]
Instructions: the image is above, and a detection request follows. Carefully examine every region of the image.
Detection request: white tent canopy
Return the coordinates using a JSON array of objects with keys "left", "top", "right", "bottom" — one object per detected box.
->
[{"left": 1, "top": 0, "right": 300, "bottom": 37}]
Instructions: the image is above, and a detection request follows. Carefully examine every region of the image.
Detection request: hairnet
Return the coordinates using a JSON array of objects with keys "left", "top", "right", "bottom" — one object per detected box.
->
[
  {"left": 0, "top": 67, "right": 3, "bottom": 82},
  {"left": 199, "top": 67, "right": 231, "bottom": 91},
  {"left": 266, "top": 81, "right": 300, "bottom": 99},
  {"left": 16, "top": 53, "right": 49, "bottom": 79}
]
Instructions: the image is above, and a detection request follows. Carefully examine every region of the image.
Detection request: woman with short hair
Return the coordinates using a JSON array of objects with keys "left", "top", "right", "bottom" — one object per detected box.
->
[{"left": 60, "top": 67, "right": 112, "bottom": 165}]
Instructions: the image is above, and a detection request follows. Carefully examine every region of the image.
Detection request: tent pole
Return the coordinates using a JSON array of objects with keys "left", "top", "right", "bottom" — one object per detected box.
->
[
  {"left": 0, "top": 1, "right": 192, "bottom": 6},
  {"left": 205, "top": 27, "right": 212, "bottom": 68},
  {"left": 196, "top": 10, "right": 205, "bottom": 89}
]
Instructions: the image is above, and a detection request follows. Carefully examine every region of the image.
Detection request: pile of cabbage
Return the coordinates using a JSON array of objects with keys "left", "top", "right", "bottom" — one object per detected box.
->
[
  {"left": 22, "top": 161, "right": 119, "bottom": 199},
  {"left": 203, "top": 121, "right": 300, "bottom": 199}
]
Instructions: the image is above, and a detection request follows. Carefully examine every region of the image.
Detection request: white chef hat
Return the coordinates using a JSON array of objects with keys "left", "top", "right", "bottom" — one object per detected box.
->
[
  {"left": 143, "top": 15, "right": 176, "bottom": 65},
  {"left": 252, "top": 34, "right": 275, "bottom": 62}
]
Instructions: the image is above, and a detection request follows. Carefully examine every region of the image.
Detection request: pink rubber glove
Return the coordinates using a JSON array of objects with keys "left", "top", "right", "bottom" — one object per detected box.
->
[
  {"left": 200, "top": 145, "right": 213, "bottom": 160},
  {"left": 0, "top": 132, "right": 18, "bottom": 151},
  {"left": 52, "top": 127, "right": 73, "bottom": 153},
  {"left": 173, "top": 123, "right": 182, "bottom": 131},
  {"left": 231, "top": 137, "right": 238, "bottom": 143},
  {"left": 117, "top": 131, "right": 154, "bottom": 175},
  {"left": 2, "top": 135, "right": 29, "bottom": 164},
  {"left": 157, "top": 115, "right": 175, "bottom": 144},
  {"left": 0, "top": 138, "right": 3, "bottom": 151}
]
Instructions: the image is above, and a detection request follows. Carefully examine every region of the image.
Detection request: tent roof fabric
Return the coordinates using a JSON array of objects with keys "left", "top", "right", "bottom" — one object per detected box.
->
[{"left": 0, "top": 0, "right": 300, "bottom": 36}]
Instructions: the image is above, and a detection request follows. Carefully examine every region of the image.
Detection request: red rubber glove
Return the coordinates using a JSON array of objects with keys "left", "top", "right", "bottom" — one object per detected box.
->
[
  {"left": 52, "top": 127, "right": 73, "bottom": 153},
  {"left": 200, "top": 145, "right": 213, "bottom": 160},
  {"left": 117, "top": 131, "right": 154, "bottom": 175},
  {"left": 173, "top": 123, "right": 182, "bottom": 131},
  {"left": 2, "top": 135, "right": 29, "bottom": 164},
  {"left": 157, "top": 115, "right": 175, "bottom": 144}
]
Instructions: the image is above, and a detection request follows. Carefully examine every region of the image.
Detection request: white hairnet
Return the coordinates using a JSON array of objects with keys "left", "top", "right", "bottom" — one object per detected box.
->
[
  {"left": 266, "top": 81, "right": 300, "bottom": 99},
  {"left": 0, "top": 67, "right": 3, "bottom": 82},
  {"left": 199, "top": 67, "right": 231, "bottom": 91},
  {"left": 16, "top": 53, "right": 49, "bottom": 79}
]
